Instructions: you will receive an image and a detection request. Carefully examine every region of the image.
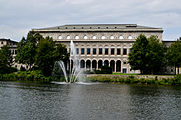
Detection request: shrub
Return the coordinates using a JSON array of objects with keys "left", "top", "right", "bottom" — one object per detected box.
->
[{"left": 101, "top": 66, "right": 112, "bottom": 74}]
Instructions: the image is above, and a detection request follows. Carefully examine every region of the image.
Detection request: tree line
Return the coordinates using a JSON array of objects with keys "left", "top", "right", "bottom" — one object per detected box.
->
[
  {"left": 0, "top": 33, "right": 181, "bottom": 75},
  {"left": 0, "top": 31, "right": 69, "bottom": 76}
]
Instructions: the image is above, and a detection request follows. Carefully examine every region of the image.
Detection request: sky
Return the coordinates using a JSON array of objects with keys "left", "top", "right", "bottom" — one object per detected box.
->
[{"left": 0, "top": 0, "right": 181, "bottom": 41}]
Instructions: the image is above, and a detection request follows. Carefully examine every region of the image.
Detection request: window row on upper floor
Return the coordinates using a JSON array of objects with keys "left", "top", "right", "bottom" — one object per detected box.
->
[
  {"left": 58, "top": 35, "right": 133, "bottom": 40},
  {"left": 70, "top": 48, "right": 132, "bottom": 55}
]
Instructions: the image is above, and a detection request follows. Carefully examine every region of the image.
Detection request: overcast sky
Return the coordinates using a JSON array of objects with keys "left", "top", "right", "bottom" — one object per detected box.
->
[{"left": 1, "top": 0, "right": 181, "bottom": 41}]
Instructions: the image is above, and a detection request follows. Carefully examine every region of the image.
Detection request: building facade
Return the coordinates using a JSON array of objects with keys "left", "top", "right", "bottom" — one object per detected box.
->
[
  {"left": 33, "top": 24, "right": 163, "bottom": 73},
  {"left": 0, "top": 39, "right": 26, "bottom": 69}
]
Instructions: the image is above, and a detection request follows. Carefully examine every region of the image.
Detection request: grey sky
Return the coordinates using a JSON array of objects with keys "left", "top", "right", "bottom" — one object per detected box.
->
[{"left": 0, "top": 0, "right": 181, "bottom": 41}]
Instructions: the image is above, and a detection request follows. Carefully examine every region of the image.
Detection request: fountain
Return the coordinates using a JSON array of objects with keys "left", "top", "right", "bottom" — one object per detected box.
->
[{"left": 52, "top": 40, "right": 83, "bottom": 83}]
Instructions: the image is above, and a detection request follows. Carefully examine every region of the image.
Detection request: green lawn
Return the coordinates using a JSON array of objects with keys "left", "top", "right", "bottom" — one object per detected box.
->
[{"left": 112, "top": 73, "right": 139, "bottom": 75}]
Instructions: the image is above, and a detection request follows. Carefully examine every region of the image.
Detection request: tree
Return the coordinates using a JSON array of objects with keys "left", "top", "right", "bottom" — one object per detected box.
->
[
  {"left": 128, "top": 34, "right": 166, "bottom": 74},
  {"left": 35, "top": 37, "right": 69, "bottom": 76},
  {"left": 147, "top": 35, "right": 167, "bottom": 74},
  {"left": 167, "top": 38, "right": 181, "bottom": 74},
  {"left": 16, "top": 31, "right": 43, "bottom": 70},
  {"left": 0, "top": 45, "right": 13, "bottom": 73},
  {"left": 128, "top": 34, "right": 149, "bottom": 74},
  {"left": 54, "top": 43, "right": 69, "bottom": 64}
]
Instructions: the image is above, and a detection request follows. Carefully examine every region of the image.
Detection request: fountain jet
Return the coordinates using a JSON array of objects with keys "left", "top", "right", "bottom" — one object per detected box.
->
[{"left": 52, "top": 40, "right": 83, "bottom": 83}]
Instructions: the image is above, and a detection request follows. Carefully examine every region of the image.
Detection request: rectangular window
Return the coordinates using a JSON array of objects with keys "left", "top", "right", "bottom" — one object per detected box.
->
[
  {"left": 123, "top": 68, "right": 127, "bottom": 73},
  {"left": 87, "top": 48, "right": 90, "bottom": 54},
  {"left": 81, "top": 48, "right": 84, "bottom": 54},
  {"left": 99, "top": 48, "right": 102, "bottom": 54},
  {"left": 93, "top": 48, "right": 96, "bottom": 55},
  {"left": 15, "top": 50, "right": 17, "bottom": 55},
  {"left": 105, "top": 48, "right": 108, "bottom": 55},
  {"left": 76, "top": 48, "right": 79, "bottom": 54},
  {"left": 117, "top": 48, "right": 121, "bottom": 55},
  {"left": 1, "top": 41, "right": 3, "bottom": 44},
  {"left": 111, "top": 48, "right": 115, "bottom": 55},
  {"left": 123, "top": 48, "right": 127, "bottom": 55}
]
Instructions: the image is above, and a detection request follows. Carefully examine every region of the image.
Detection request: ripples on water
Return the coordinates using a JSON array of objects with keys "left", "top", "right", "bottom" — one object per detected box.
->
[{"left": 0, "top": 81, "right": 181, "bottom": 120}]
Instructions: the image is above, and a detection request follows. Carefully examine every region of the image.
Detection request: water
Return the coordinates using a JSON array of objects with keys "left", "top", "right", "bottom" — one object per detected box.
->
[{"left": 0, "top": 81, "right": 181, "bottom": 120}]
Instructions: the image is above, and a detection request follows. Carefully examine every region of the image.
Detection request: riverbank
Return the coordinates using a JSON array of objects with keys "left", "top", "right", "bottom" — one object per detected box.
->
[
  {"left": 1, "top": 71, "right": 181, "bottom": 85},
  {"left": 87, "top": 74, "right": 181, "bottom": 85},
  {"left": 0, "top": 71, "right": 51, "bottom": 83}
]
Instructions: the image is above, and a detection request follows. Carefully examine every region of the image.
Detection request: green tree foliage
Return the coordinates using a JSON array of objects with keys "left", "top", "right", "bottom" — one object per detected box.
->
[
  {"left": 128, "top": 34, "right": 166, "bottom": 74},
  {"left": 147, "top": 35, "right": 167, "bottom": 74},
  {"left": 0, "top": 45, "right": 13, "bottom": 73},
  {"left": 35, "top": 37, "right": 69, "bottom": 76},
  {"left": 16, "top": 31, "right": 43, "bottom": 69},
  {"left": 167, "top": 38, "right": 181, "bottom": 74},
  {"left": 128, "top": 34, "right": 149, "bottom": 74}
]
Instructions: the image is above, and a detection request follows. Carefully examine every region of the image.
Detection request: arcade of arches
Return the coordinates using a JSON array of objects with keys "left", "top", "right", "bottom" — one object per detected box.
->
[{"left": 79, "top": 59, "right": 122, "bottom": 72}]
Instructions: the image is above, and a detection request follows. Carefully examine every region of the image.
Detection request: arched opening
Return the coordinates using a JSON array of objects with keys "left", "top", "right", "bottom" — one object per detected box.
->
[
  {"left": 98, "top": 60, "right": 103, "bottom": 69},
  {"left": 92, "top": 60, "right": 97, "bottom": 70},
  {"left": 86, "top": 60, "right": 91, "bottom": 70},
  {"left": 80, "top": 60, "right": 85, "bottom": 68},
  {"left": 110, "top": 60, "right": 115, "bottom": 72},
  {"left": 116, "top": 60, "right": 121, "bottom": 72},
  {"left": 104, "top": 60, "right": 109, "bottom": 66}
]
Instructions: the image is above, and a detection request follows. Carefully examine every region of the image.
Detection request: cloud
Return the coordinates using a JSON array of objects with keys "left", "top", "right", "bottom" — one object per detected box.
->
[{"left": 0, "top": 0, "right": 181, "bottom": 41}]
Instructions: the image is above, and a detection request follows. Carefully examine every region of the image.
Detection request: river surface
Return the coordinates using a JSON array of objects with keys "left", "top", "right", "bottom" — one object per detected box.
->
[{"left": 0, "top": 81, "right": 181, "bottom": 120}]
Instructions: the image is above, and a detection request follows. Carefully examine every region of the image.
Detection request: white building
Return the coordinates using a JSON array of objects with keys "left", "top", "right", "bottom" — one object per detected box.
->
[{"left": 33, "top": 24, "right": 164, "bottom": 73}]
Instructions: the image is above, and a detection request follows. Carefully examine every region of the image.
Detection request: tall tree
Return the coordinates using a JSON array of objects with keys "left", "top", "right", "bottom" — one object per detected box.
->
[
  {"left": 35, "top": 37, "right": 55, "bottom": 76},
  {"left": 35, "top": 37, "right": 69, "bottom": 76},
  {"left": 0, "top": 45, "right": 13, "bottom": 73},
  {"left": 128, "top": 34, "right": 149, "bottom": 74},
  {"left": 16, "top": 32, "right": 43, "bottom": 70},
  {"left": 147, "top": 35, "right": 167, "bottom": 74},
  {"left": 128, "top": 34, "right": 166, "bottom": 74},
  {"left": 167, "top": 38, "right": 181, "bottom": 74}
]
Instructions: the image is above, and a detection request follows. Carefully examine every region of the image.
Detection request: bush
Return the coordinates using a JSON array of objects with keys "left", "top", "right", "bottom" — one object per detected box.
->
[
  {"left": 101, "top": 66, "right": 112, "bottom": 74},
  {"left": 0, "top": 70, "right": 51, "bottom": 83}
]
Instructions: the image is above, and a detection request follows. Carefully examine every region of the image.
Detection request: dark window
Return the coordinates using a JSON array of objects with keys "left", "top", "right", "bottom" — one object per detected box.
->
[
  {"left": 87, "top": 48, "right": 90, "bottom": 54},
  {"left": 123, "top": 68, "right": 127, "bottom": 73},
  {"left": 105, "top": 48, "right": 109, "bottom": 55},
  {"left": 111, "top": 48, "right": 115, "bottom": 55},
  {"left": 76, "top": 48, "right": 79, "bottom": 54},
  {"left": 123, "top": 61, "right": 127, "bottom": 64},
  {"left": 81, "top": 48, "right": 84, "bottom": 54},
  {"left": 117, "top": 48, "right": 121, "bottom": 55},
  {"left": 15, "top": 50, "right": 17, "bottom": 55},
  {"left": 93, "top": 48, "right": 96, "bottom": 55},
  {"left": 123, "top": 48, "right": 127, "bottom": 55},
  {"left": 99, "top": 48, "right": 102, "bottom": 54},
  {"left": 1, "top": 41, "right": 3, "bottom": 44}
]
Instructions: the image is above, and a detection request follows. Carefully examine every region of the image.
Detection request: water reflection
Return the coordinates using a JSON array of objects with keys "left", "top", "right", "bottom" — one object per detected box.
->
[{"left": 0, "top": 81, "right": 181, "bottom": 120}]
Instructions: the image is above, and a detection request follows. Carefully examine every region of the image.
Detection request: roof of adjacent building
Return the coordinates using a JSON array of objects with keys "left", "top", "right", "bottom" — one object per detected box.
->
[
  {"left": 33, "top": 24, "right": 163, "bottom": 32},
  {"left": 0, "top": 38, "right": 18, "bottom": 43}
]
